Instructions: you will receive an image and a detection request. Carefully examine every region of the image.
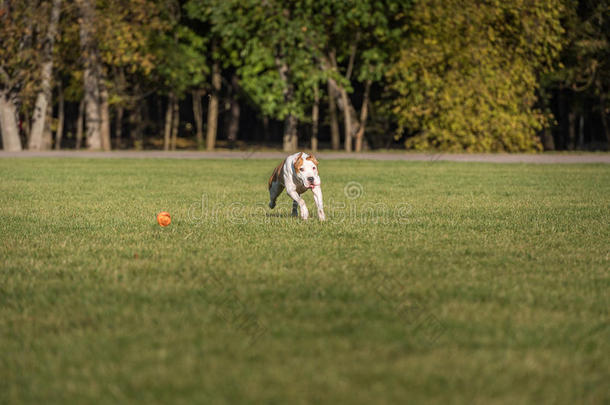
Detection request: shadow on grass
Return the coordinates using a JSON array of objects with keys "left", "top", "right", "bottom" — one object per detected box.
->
[{"left": 265, "top": 212, "right": 297, "bottom": 218}]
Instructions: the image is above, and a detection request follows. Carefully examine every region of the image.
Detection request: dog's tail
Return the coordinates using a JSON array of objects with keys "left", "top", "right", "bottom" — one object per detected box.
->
[{"left": 268, "top": 159, "right": 285, "bottom": 189}]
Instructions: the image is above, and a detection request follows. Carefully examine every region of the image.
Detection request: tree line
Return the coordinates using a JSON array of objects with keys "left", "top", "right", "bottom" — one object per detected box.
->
[{"left": 0, "top": 0, "right": 608, "bottom": 152}]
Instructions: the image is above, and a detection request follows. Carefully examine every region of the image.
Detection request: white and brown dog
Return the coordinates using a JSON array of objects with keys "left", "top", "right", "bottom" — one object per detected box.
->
[{"left": 268, "top": 152, "right": 325, "bottom": 221}]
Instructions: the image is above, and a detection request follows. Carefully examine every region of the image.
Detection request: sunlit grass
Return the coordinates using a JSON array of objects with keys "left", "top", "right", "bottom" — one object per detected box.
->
[{"left": 1, "top": 158, "right": 608, "bottom": 404}]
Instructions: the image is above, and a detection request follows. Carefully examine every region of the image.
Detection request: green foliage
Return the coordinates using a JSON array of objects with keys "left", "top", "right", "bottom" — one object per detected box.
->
[
  {"left": 187, "top": 0, "right": 323, "bottom": 121},
  {"left": 388, "top": 0, "right": 566, "bottom": 152},
  {"left": 4, "top": 0, "right": 608, "bottom": 151},
  {"left": 307, "top": 0, "right": 408, "bottom": 83},
  {"left": 235, "top": 37, "right": 295, "bottom": 118},
  {"left": 152, "top": 24, "right": 208, "bottom": 96}
]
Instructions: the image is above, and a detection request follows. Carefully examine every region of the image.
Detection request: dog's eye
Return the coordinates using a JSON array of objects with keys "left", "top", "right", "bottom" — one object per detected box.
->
[
  {"left": 313, "top": 167, "right": 316, "bottom": 170},
  {"left": 299, "top": 168, "right": 304, "bottom": 172}
]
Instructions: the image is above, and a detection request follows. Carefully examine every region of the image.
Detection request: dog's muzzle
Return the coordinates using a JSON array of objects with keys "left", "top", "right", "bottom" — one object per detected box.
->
[{"left": 306, "top": 177, "right": 317, "bottom": 188}]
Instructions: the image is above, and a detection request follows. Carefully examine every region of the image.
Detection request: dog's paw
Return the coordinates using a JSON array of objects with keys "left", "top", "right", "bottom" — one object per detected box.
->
[
  {"left": 269, "top": 201, "right": 276, "bottom": 209},
  {"left": 318, "top": 211, "right": 326, "bottom": 221}
]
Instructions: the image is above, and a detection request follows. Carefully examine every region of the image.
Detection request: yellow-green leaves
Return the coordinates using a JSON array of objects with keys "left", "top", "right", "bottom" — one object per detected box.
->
[{"left": 388, "top": 0, "right": 565, "bottom": 152}]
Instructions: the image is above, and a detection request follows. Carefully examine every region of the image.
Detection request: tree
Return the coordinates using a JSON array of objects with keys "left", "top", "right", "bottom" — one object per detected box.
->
[
  {"left": 292, "top": 0, "right": 409, "bottom": 152},
  {"left": 0, "top": 0, "right": 43, "bottom": 151},
  {"left": 153, "top": 1, "right": 207, "bottom": 150},
  {"left": 192, "top": 89, "right": 204, "bottom": 148},
  {"left": 0, "top": 80, "right": 22, "bottom": 151},
  {"left": 327, "top": 81, "right": 340, "bottom": 149},
  {"left": 226, "top": 73, "right": 241, "bottom": 145},
  {"left": 186, "top": 1, "right": 230, "bottom": 151},
  {"left": 187, "top": 0, "right": 323, "bottom": 152},
  {"left": 77, "top": 0, "right": 103, "bottom": 150},
  {"left": 206, "top": 54, "right": 219, "bottom": 150},
  {"left": 547, "top": 0, "right": 610, "bottom": 149},
  {"left": 388, "top": 0, "right": 565, "bottom": 152},
  {"left": 3, "top": 0, "right": 605, "bottom": 152},
  {"left": 311, "top": 81, "right": 319, "bottom": 151},
  {"left": 68, "top": 0, "right": 171, "bottom": 150},
  {"left": 29, "top": 0, "right": 62, "bottom": 150}
]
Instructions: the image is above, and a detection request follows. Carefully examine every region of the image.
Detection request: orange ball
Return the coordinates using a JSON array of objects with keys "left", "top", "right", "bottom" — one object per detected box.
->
[{"left": 157, "top": 211, "right": 171, "bottom": 227}]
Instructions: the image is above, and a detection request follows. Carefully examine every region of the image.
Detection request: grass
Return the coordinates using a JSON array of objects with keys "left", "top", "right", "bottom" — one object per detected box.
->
[{"left": 1, "top": 158, "right": 608, "bottom": 404}]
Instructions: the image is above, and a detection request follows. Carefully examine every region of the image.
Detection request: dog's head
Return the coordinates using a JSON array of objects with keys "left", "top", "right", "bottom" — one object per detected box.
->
[{"left": 294, "top": 153, "right": 320, "bottom": 188}]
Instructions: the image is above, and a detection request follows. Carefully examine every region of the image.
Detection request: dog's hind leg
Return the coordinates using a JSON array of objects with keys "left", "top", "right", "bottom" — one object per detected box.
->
[{"left": 269, "top": 181, "right": 284, "bottom": 209}]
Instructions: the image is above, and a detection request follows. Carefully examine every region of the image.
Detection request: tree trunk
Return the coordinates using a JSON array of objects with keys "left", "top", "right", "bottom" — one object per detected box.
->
[
  {"left": 23, "top": 114, "right": 31, "bottom": 146},
  {"left": 284, "top": 114, "right": 298, "bottom": 152},
  {"left": 115, "top": 105, "right": 123, "bottom": 147},
  {"left": 227, "top": 74, "right": 240, "bottom": 145},
  {"left": 557, "top": 90, "right": 567, "bottom": 149},
  {"left": 78, "top": 0, "right": 102, "bottom": 150},
  {"left": 170, "top": 97, "right": 179, "bottom": 151},
  {"left": 0, "top": 90, "right": 22, "bottom": 151},
  {"left": 206, "top": 60, "right": 221, "bottom": 151},
  {"left": 163, "top": 93, "right": 173, "bottom": 151},
  {"left": 263, "top": 115, "right": 270, "bottom": 143},
  {"left": 568, "top": 110, "right": 576, "bottom": 150},
  {"left": 340, "top": 88, "right": 352, "bottom": 152},
  {"left": 578, "top": 114, "right": 584, "bottom": 149},
  {"left": 275, "top": 55, "right": 298, "bottom": 152},
  {"left": 345, "top": 37, "right": 359, "bottom": 81},
  {"left": 1, "top": 2, "right": 31, "bottom": 150},
  {"left": 354, "top": 79, "right": 371, "bottom": 152},
  {"left": 130, "top": 103, "right": 144, "bottom": 150},
  {"left": 114, "top": 67, "right": 126, "bottom": 148},
  {"left": 327, "top": 78, "right": 360, "bottom": 151},
  {"left": 542, "top": 127, "right": 555, "bottom": 151},
  {"left": 327, "top": 80, "right": 340, "bottom": 150},
  {"left": 311, "top": 82, "right": 319, "bottom": 152},
  {"left": 156, "top": 96, "right": 163, "bottom": 139},
  {"left": 55, "top": 85, "right": 64, "bottom": 149},
  {"left": 42, "top": 102, "right": 53, "bottom": 149},
  {"left": 227, "top": 100, "right": 240, "bottom": 145},
  {"left": 75, "top": 98, "right": 84, "bottom": 149},
  {"left": 292, "top": 124, "right": 298, "bottom": 150},
  {"left": 600, "top": 93, "right": 610, "bottom": 150},
  {"left": 322, "top": 52, "right": 360, "bottom": 151},
  {"left": 192, "top": 89, "right": 204, "bottom": 149},
  {"left": 100, "top": 85, "right": 111, "bottom": 150},
  {"left": 29, "top": 0, "right": 62, "bottom": 150}
]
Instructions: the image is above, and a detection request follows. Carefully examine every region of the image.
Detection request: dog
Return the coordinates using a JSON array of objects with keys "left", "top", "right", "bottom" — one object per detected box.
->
[{"left": 268, "top": 152, "right": 326, "bottom": 221}]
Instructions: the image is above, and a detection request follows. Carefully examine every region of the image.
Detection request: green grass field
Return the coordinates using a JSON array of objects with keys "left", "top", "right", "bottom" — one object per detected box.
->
[{"left": 1, "top": 158, "right": 608, "bottom": 404}]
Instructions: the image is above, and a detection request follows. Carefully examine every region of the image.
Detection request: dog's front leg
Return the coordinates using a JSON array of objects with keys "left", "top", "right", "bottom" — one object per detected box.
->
[
  {"left": 291, "top": 200, "right": 298, "bottom": 217},
  {"left": 286, "top": 187, "right": 308, "bottom": 220},
  {"left": 312, "top": 186, "right": 326, "bottom": 221}
]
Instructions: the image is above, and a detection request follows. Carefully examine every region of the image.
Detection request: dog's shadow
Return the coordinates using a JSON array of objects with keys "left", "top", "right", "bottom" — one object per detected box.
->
[{"left": 265, "top": 212, "right": 297, "bottom": 218}]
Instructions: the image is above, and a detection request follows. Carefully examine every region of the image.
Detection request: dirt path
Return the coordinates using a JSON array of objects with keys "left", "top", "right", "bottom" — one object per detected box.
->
[{"left": 1, "top": 150, "right": 609, "bottom": 163}]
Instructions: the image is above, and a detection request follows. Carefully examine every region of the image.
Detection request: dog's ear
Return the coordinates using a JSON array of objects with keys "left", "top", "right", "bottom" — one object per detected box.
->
[
  {"left": 306, "top": 154, "right": 319, "bottom": 166},
  {"left": 294, "top": 152, "right": 304, "bottom": 171}
]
